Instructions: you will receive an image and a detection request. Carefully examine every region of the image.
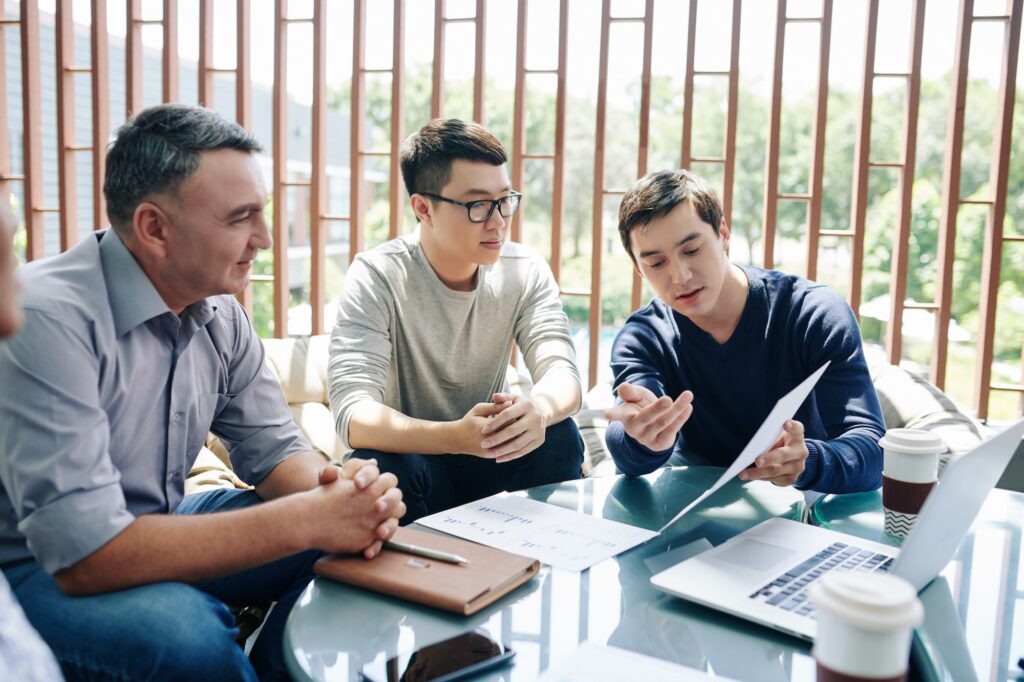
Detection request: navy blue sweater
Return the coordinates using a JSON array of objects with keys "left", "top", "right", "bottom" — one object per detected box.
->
[{"left": 605, "top": 266, "right": 884, "bottom": 493}]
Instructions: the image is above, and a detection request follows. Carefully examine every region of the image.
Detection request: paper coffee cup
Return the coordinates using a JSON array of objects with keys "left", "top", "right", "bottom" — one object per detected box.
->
[
  {"left": 810, "top": 572, "right": 923, "bottom": 681},
  {"left": 879, "top": 429, "right": 945, "bottom": 538}
]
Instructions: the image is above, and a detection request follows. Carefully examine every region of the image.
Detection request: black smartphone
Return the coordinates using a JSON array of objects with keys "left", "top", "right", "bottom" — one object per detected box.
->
[{"left": 360, "top": 630, "right": 515, "bottom": 682}]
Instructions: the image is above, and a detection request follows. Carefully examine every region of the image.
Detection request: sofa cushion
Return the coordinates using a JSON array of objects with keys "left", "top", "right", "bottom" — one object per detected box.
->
[
  {"left": 184, "top": 446, "right": 252, "bottom": 495},
  {"left": 864, "top": 345, "right": 988, "bottom": 455},
  {"left": 306, "top": 335, "right": 332, "bottom": 403},
  {"left": 260, "top": 335, "right": 346, "bottom": 460},
  {"left": 261, "top": 336, "right": 327, "bottom": 406},
  {"left": 577, "top": 382, "right": 617, "bottom": 476},
  {"left": 289, "top": 402, "right": 348, "bottom": 461}
]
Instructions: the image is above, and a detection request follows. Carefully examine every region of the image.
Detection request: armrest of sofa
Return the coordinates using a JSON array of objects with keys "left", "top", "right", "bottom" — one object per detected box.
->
[
  {"left": 261, "top": 335, "right": 348, "bottom": 462},
  {"left": 184, "top": 444, "right": 252, "bottom": 495},
  {"left": 865, "top": 345, "right": 989, "bottom": 457},
  {"left": 576, "top": 382, "right": 618, "bottom": 477}
]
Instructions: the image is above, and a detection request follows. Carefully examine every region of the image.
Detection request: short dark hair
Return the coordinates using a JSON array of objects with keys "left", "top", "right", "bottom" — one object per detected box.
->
[
  {"left": 399, "top": 118, "right": 507, "bottom": 202},
  {"left": 617, "top": 169, "right": 723, "bottom": 262},
  {"left": 103, "top": 104, "right": 262, "bottom": 232}
]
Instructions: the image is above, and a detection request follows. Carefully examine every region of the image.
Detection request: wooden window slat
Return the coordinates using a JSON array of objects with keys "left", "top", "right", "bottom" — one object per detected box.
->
[
  {"left": 20, "top": 0, "right": 43, "bottom": 260},
  {"left": 56, "top": 1, "right": 78, "bottom": 250},
  {"left": 309, "top": 0, "right": 327, "bottom": 335},
  {"left": 974, "top": 0, "right": 1022, "bottom": 419},
  {"left": 272, "top": 0, "right": 289, "bottom": 338},
  {"left": 933, "top": 0, "right": 974, "bottom": 391}
]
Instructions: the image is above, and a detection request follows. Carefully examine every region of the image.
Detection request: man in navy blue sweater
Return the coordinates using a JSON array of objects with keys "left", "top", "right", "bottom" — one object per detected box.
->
[{"left": 604, "top": 169, "right": 884, "bottom": 493}]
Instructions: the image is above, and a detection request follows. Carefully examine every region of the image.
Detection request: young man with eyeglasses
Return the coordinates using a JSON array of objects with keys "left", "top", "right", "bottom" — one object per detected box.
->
[{"left": 328, "top": 118, "right": 585, "bottom": 523}]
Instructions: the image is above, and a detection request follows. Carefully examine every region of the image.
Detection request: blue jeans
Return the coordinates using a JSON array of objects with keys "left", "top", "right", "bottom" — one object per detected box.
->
[
  {"left": 3, "top": 488, "right": 320, "bottom": 681},
  {"left": 357, "top": 418, "right": 585, "bottom": 524}
]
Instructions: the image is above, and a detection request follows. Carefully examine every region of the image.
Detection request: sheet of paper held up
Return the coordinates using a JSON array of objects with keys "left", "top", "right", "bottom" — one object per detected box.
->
[
  {"left": 418, "top": 494, "right": 659, "bottom": 571},
  {"left": 657, "top": 361, "right": 831, "bottom": 533}
]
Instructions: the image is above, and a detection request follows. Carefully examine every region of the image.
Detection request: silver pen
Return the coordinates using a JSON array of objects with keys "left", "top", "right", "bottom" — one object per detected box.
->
[{"left": 384, "top": 539, "right": 470, "bottom": 565}]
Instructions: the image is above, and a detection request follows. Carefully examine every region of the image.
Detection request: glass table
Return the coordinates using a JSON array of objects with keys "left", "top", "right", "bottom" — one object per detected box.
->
[
  {"left": 809, "top": 487, "right": 1024, "bottom": 682},
  {"left": 284, "top": 466, "right": 814, "bottom": 681}
]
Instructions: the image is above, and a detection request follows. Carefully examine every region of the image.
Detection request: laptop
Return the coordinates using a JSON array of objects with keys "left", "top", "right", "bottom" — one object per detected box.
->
[{"left": 650, "top": 417, "right": 1024, "bottom": 641}]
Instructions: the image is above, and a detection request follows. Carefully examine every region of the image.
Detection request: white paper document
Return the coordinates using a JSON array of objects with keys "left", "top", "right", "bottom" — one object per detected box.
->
[
  {"left": 418, "top": 494, "right": 659, "bottom": 571},
  {"left": 657, "top": 361, "right": 831, "bottom": 533}
]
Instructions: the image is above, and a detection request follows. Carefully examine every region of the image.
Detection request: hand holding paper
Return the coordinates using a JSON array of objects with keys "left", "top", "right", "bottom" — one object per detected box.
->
[
  {"left": 657, "top": 361, "right": 830, "bottom": 533},
  {"left": 738, "top": 418, "right": 809, "bottom": 486}
]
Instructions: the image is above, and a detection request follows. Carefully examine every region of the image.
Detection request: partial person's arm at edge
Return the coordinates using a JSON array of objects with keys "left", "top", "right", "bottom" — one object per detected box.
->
[{"left": 55, "top": 463, "right": 401, "bottom": 596}]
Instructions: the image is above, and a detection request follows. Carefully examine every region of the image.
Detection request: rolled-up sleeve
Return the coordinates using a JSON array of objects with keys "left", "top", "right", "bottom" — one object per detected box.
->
[
  {"left": 0, "top": 309, "right": 134, "bottom": 574},
  {"left": 211, "top": 304, "right": 312, "bottom": 485}
]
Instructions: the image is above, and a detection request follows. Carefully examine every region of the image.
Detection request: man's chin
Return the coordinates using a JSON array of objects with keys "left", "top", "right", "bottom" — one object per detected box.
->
[
  {"left": 664, "top": 297, "right": 699, "bottom": 320},
  {"left": 476, "top": 247, "right": 503, "bottom": 265},
  {"left": 221, "top": 275, "right": 251, "bottom": 297}
]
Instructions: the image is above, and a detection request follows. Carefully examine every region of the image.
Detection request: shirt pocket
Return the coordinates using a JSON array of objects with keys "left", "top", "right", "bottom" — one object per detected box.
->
[{"left": 187, "top": 392, "right": 231, "bottom": 455}]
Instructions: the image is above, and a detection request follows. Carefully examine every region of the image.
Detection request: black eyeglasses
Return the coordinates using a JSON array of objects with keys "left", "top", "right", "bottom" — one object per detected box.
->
[{"left": 420, "top": 191, "right": 522, "bottom": 224}]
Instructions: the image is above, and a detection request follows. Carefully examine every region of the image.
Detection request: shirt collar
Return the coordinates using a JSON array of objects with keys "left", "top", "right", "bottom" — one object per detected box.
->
[
  {"left": 182, "top": 298, "right": 217, "bottom": 332},
  {"left": 98, "top": 229, "right": 174, "bottom": 336}
]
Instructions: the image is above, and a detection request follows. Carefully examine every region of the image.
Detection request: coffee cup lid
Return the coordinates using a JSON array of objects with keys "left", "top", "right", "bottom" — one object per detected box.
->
[
  {"left": 808, "top": 572, "right": 923, "bottom": 632},
  {"left": 878, "top": 428, "right": 946, "bottom": 455}
]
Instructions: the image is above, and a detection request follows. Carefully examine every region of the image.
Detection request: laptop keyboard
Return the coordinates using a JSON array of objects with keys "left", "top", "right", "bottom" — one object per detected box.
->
[{"left": 748, "top": 541, "right": 895, "bottom": 618}]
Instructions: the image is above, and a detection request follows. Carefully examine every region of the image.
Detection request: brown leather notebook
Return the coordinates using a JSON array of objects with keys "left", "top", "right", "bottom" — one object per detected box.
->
[{"left": 313, "top": 527, "right": 540, "bottom": 615}]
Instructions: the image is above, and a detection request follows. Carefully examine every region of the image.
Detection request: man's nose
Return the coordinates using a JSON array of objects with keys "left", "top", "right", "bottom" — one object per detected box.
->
[
  {"left": 670, "top": 259, "right": 690, "bottom": 285},
  {"left": 252, "top": 213, "right": 272, "bottom": 250},
  {"left": 484, "top": 205, "right": 506, "bottom": 230}
]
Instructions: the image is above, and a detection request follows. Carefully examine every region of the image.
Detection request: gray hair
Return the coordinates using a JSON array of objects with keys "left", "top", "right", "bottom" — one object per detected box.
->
[{"left": 103, "top": 104, "right": 263, "bottom": 232}]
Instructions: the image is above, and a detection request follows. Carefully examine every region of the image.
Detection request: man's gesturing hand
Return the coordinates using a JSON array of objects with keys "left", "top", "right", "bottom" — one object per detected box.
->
[
  {"left": 738, "top": 419, "right": 808, "bottom": 487},
  {"left": 603, "top": 383, "right": 693, "bottom": 452}
]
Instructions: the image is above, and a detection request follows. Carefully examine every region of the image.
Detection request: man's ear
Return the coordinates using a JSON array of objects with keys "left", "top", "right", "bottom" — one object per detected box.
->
[
  {"left": 410, "top": 194, "right": 433, "bottom": 226},
  {"left": 719, "top": 217, "right": 731, "bottom": 256},
  {"left": 631, "top": 256, "right": 644, "bottom": 279},
  {"left": 131, "top": 201, "right": 172, "bottom": 258},
  {"left": 626, "top": 232, "right": 644, "bottom": 278}
]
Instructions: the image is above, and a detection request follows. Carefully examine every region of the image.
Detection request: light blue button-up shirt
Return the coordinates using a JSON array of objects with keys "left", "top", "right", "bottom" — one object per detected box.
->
[{"left": 0, "top": 230, "right": 310, "bottom": 574}]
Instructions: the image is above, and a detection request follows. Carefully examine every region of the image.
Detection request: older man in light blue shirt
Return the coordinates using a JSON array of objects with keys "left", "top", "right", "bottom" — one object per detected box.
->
[
  {"left": 0, "top": 227, "right": 307, "bottom": 570},
  {"left": 0, "top": 104, "right": 406, "bottom": 682}
]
